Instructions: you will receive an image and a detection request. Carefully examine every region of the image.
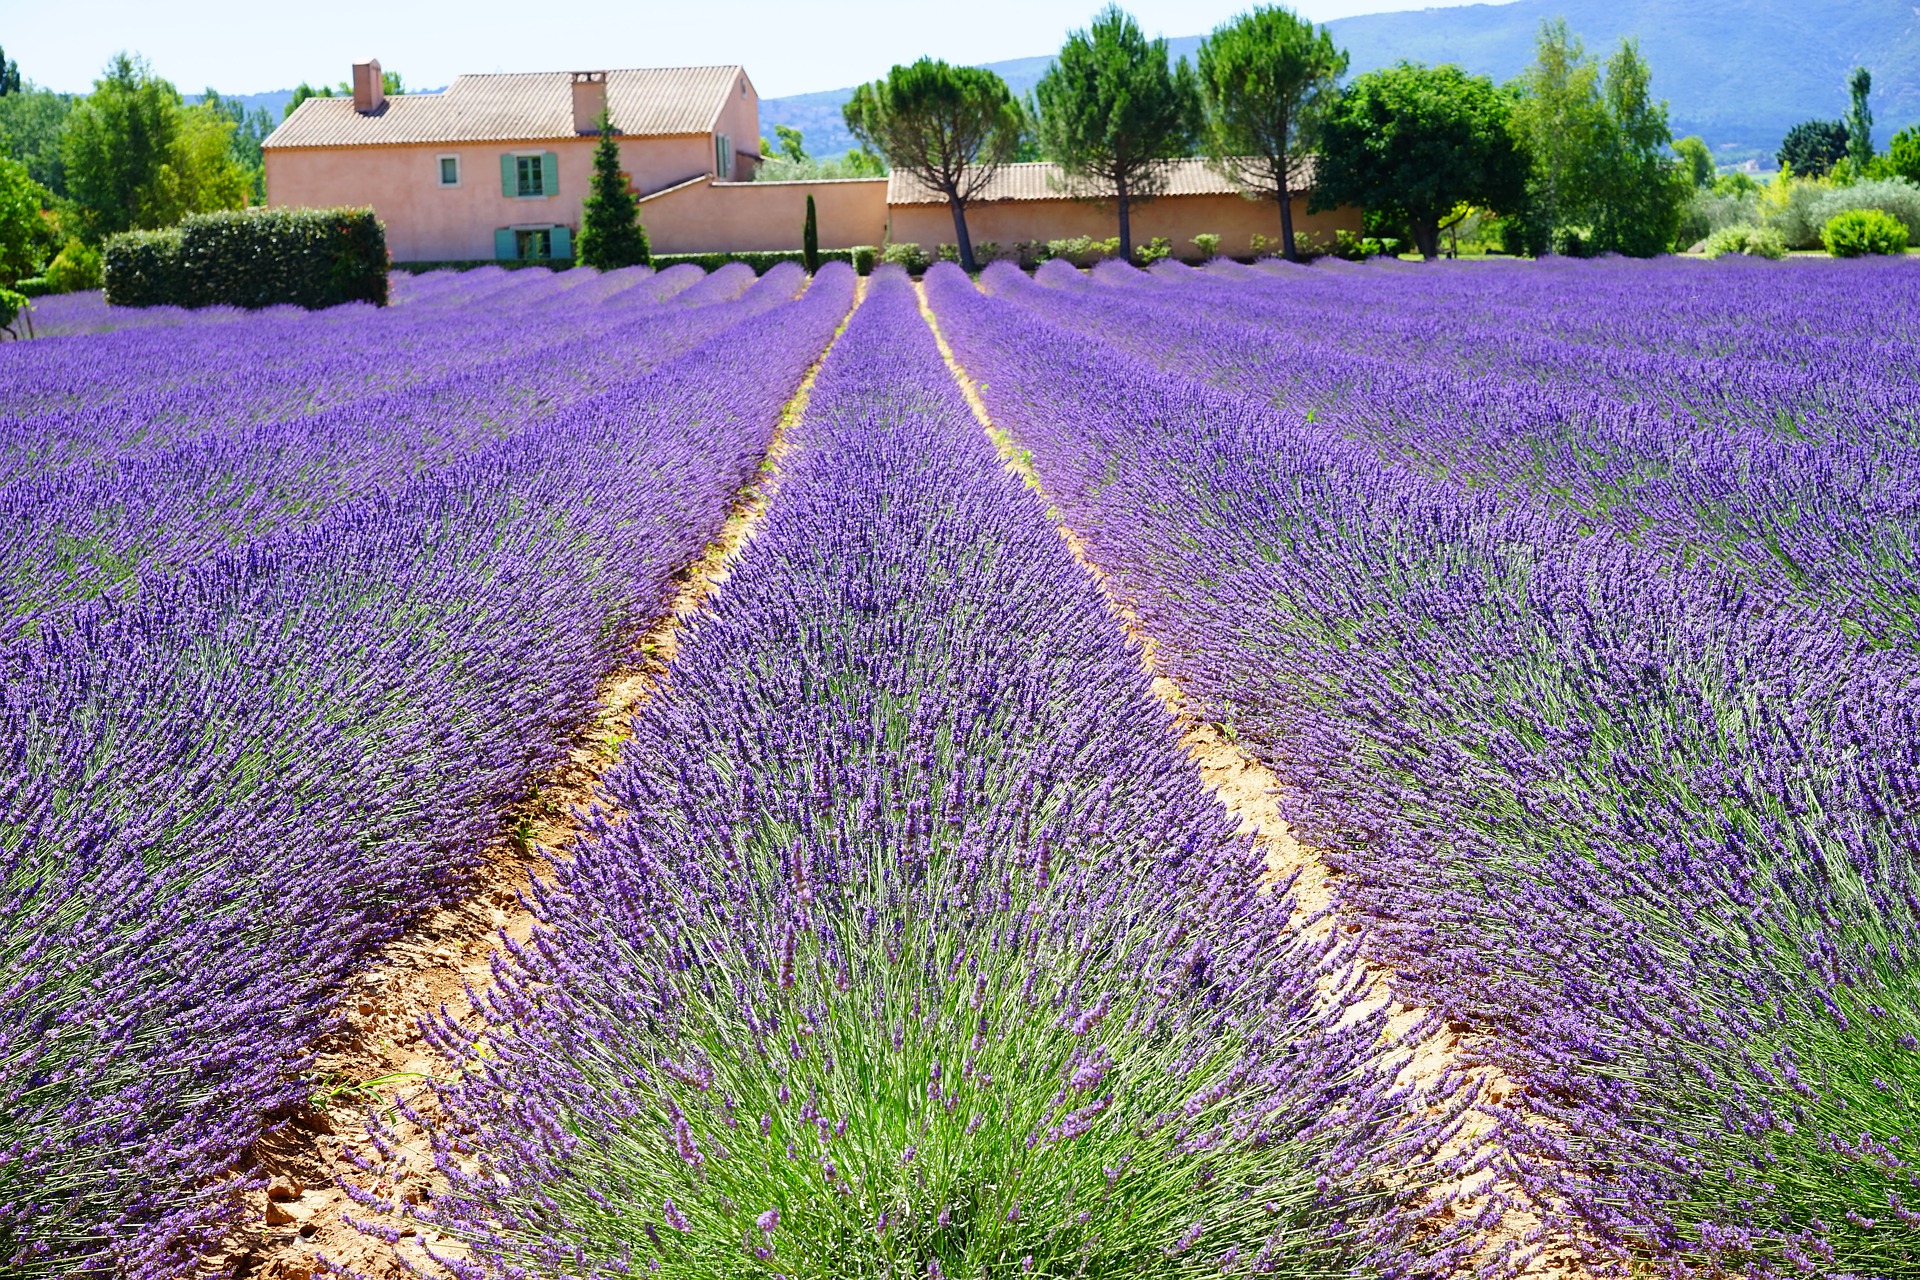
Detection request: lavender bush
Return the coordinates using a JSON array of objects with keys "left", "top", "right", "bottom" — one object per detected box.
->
[
  {"left": 382, "top": 268, "right": 1493, "bottom": 1280},
  {"left": 925, "top": 259, "right": 1920, "bottom": 1279},
  {"left": 0, "top": 264, "right": 854, "bottom": 1278}
]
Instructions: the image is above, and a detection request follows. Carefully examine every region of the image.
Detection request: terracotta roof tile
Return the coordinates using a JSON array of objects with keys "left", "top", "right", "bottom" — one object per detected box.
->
[
  {"left": 885, "top": 157, "right": 1315, "bottom": 204},
  {"left": 264, "top": 65, "right": 747, "bottom": 149}
]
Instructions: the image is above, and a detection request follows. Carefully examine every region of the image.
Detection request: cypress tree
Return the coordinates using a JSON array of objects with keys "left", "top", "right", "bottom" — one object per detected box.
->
[
  {"left": 577, "top": 108, "right": 651, "bottom": 270},
  {"left": 802, "top": 193, "right": 819, "bottom": 272}
]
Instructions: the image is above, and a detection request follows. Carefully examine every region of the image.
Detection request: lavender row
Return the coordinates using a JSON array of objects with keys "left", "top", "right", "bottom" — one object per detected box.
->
[
  {"left": 0, "top": 264, "right": 719, "bottom": 481},
  {"left": 375, "top": 267, "right": 1492, "bottom": 1280},
  {"left": 0, "top": 264, "right": 854, "bottom": 1279},
  {"left": 925, "top": 260, "right": 1920, "bottom": 1279},
  {"left": 0, "top": 265, "right": 803, "bottom": 619},
  {"left": 992, "top": 258, "right": 1920, "bottom": 646}
]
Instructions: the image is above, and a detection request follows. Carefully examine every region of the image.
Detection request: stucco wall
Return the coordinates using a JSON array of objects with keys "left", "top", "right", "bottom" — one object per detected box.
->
[
  {"left": 712, "top": 73, "right": 761, "bottom": 181},
  {"left": 640, "top": 178, "right": 889, "bottom": 254},
  {"left": 888, "top": 191, "right": 1359, "bottom": 258},
  {"left": 267, "top": 134, "right": 722, "bottom": 262}
]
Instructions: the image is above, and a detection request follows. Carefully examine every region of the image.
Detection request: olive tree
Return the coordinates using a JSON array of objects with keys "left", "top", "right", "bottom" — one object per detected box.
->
[
  {"left": 844, "top": 59, "right": 1023, "bottom": 273},
  {"left": 1195, "top": 5, "right": 1346, "bottom": 262}
]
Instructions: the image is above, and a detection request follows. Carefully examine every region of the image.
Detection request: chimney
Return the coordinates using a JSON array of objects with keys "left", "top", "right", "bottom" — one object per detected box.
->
[
  {"left": 572, "top": 71, "right": 608, "bottom": 134},
  {"left": 352, "top": 58, "right": 385, "bottom": 113}
]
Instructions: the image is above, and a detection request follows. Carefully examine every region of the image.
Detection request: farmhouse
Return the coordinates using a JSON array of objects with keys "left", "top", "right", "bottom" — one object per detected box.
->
[
  {"left": 263, "top": 59, "right": 762, "bottom": 262},
  {"left": 264, "top": 59, "right": 1360, "bottom": 262}
]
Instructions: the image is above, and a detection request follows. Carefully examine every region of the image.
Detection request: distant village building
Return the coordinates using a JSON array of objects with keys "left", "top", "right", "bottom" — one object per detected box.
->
[{"left": 263, "top": 60, "right": 1359, "bottom": 263}]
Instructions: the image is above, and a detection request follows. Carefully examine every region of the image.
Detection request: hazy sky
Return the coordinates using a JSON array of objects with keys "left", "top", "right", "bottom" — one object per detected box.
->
[{"left": 4, "top": 0, "right": 1505, "bottom": 99}]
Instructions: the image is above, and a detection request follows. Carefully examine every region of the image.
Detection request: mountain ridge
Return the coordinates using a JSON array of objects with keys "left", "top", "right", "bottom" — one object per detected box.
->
[{"left": 762, "top": 0, "right": 1920, "bottom": 168}]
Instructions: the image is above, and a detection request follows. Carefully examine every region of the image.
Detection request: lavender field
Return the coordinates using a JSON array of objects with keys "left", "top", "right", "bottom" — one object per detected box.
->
[{"left": 4, "top": 255, "right": 1917, "bottom": 1280}]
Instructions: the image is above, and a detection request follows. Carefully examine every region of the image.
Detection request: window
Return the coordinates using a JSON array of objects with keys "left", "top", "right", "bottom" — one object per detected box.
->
[
  {"left": 438, "top": 155, "right": 460, "bottom": 186},
  {"left": 516, "top": 154, "right": 544, "bottom": 197},
  {"left": 515, "top": 228, "right": 552, "bottom": 259},
  {"left": 715, "top": 133, "right": 732, "bottom": 180}
]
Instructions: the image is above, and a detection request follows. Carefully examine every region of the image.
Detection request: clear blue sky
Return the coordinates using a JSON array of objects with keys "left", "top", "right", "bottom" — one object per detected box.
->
[{"left": 5, "top": 0, "right": 1501, "bottom": 99}]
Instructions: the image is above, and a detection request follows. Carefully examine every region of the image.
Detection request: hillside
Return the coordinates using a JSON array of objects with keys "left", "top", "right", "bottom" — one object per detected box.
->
[{"left": 764, "top": 0, "right": 1920, "bottom": 166}]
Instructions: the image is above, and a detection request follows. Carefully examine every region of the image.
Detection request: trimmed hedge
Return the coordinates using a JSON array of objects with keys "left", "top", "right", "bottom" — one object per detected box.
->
[
  {"left": 104, "top": 207, "right": 389, "bottom": 309},
  {"left": 648, "top": 248, "right": 859, "bottom": 275},
  {"left": 392, "top": 258, "right": 576, "bottom": 273},
  {"left": 394, "top": 247, "right": 885, "bottom": 277}
]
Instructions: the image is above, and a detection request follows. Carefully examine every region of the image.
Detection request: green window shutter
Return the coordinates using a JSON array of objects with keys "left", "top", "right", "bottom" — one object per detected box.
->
[
  {"left": 550, "top": 225, "right": 571, "bottom": 259},
  {"left": 542, "top": 152, "right": 560, "bottom": 196},
  {"left": 500, "top": 154, "right": 516, "bottom": 196},
  {"left": 494, "top": 228, "right": 518, "bottom": 260}
]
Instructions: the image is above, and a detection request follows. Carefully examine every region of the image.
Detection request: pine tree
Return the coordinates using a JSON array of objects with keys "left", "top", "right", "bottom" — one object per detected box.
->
[
  {"left": 577, "top": 108, "right": 650, "bottom": 270},
  {"left": 802, "top": 193, "right": 819, "bottom": 272}
]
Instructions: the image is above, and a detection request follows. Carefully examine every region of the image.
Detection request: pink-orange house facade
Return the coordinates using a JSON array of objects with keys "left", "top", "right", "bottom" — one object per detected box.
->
[
  {"left": 263, "top": 59, "right": 762, "bottom": 262},
  {"left": 265, "top": 58, "right": 1361, "bottom": 264}
]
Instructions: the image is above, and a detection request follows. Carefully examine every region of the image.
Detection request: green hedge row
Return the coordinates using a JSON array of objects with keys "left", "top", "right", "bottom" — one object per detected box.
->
[
  {"left": 392, "top": 259, "right": 576, "bottom": 274},
  {"left": 104, "top": 207, "right": 389, "bottom": 309},
  {"left": 647, "top": 248, "right": 865, "bottom": 275}
]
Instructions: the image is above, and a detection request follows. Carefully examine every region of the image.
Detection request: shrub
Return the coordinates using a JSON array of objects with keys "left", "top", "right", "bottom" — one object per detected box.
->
[
  {"left": 880, "top": 241, "right": 931, "bottom": 272},
  {"left": 0, "top": 285, "right": 26, "bottom": 337},
  {"left": 14, "top": 276, "right": 50, "bottom": 297},
  {"left": 101, "top": 228, "right": 189, "bottom": 306},
  {"left": 935, "top": 242, "right": 961, "bottom": 264},
  {"left": 1756, "top": 173, "right": 1835, "bottom": 249},
  {"left": 104, "top": 207, "right": 388, "bottom": 309},
  {"left": 1332, "top": 229, "right": 1397, "bottom": 260},
  {"left": 44, "top": 239, "right": 103, "bottom": 293},
  {"left": 1041, "top": 236, "right": 1119, "bottom": 267},
  {"left": 1808, "top": 177, "right": 1920, "bottom": 239},
  {"left": 850, "top": 244, "right": 878, "bottom": 275},
  {"left": 972, "top": 240, "right": 1003, "bottom": 265},
  {"left": 1822, "top": 208, "right": 1909, "bottom": 257},
  {"left": 647, "top": 249, "right": 854, "bottom": 275},
  {"left": 1190, "top": 232, "right": 1221, "bottom": 259},
  {"left": 1134, "top": 235, "right": 1172, "bottom": 264},
  {"left": 1701, "top": 224, "right": 1787, "bottom": 260}
]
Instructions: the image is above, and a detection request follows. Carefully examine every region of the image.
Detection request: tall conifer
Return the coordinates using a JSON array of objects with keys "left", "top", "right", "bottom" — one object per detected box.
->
[{"left": 578, "top": 108, "right": 650, "bottom": 269}]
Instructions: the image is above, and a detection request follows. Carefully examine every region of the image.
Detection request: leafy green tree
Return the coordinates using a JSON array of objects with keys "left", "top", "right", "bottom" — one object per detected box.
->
[
  {"left": 1195, "top": 4, "right": 1347, "bottom": 262},
  {"left": 774, "top": 124, "right": 807, "bottom": 163},
  {"left": 0, "top": 45, "right": 20, "bottom": 97},
  {"left": 0, "top": 155, "right": 48, "bottom": 285},
  {"left": 1035, "top": 6, "right": 1201, "bottom": 263},
  {"left": 1889, "top": 125, "right": 1920, "bottom": 183},
  {"left": 1847, "top": 67, "right": 1873, "bottom": 169},
  {"left": 1673, "top": 134, "right": 1714, "bottom": 188},
  {"left": 576, "top": 108, "right": 650, "bottom": 269},
  {"left": 0, "top": 86, "right": 74, "bottom": 195},
  {"left": 1778, "top": 119, "right": 1849, "bottom": 177},
  {"left": 1588, "top": 39, "right": 1685, "bottom": 256},
  {"left": 200, "top": 90, "right": 273, "bottom": 201},
  {"left": 1313, "top": 62, "right": 1527, "bottom": 260},
  {"left": 845, "top": 58, "right": 1022, "bottom": 272},
  {"left": 285, "top": 73, "right": 399, "bottom": 120},
  {"left": 1508, "top": 19, "right": 1606, "bottom": 250},
  {"left": 285, "top": 82, "right": 335, "bottom": 117}
]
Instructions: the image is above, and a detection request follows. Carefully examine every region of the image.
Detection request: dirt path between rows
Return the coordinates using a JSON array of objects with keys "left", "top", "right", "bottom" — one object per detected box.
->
[
  {"left": 912, "top": 280, "right": 1586, "bottom": 1280},
  {"left": 212, "top": 279, "right": 861, "bottom": 1280}
]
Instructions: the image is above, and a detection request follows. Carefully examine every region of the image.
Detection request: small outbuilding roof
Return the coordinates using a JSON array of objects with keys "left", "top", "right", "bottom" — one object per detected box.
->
[
  {"left": 264, "top": 65, "right": 751, "bottom": 149},
  {"left": 886, "top": 157, "right": 1315, "bottom": 204}
]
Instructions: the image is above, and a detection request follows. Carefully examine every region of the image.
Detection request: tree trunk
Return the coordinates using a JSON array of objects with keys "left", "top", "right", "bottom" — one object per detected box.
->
[
  {"left": 1115, "top": 173, "right": 1132, "bottom": 265},
  {"left": 1278, "top": 171, "right": 1297, "bottom": 262},
  {"left": 1410, "top": 216, "right": 1440, "bottom": 261},
  {"left": 948, "top": 195, "right": 976, "bottom": 273}
]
